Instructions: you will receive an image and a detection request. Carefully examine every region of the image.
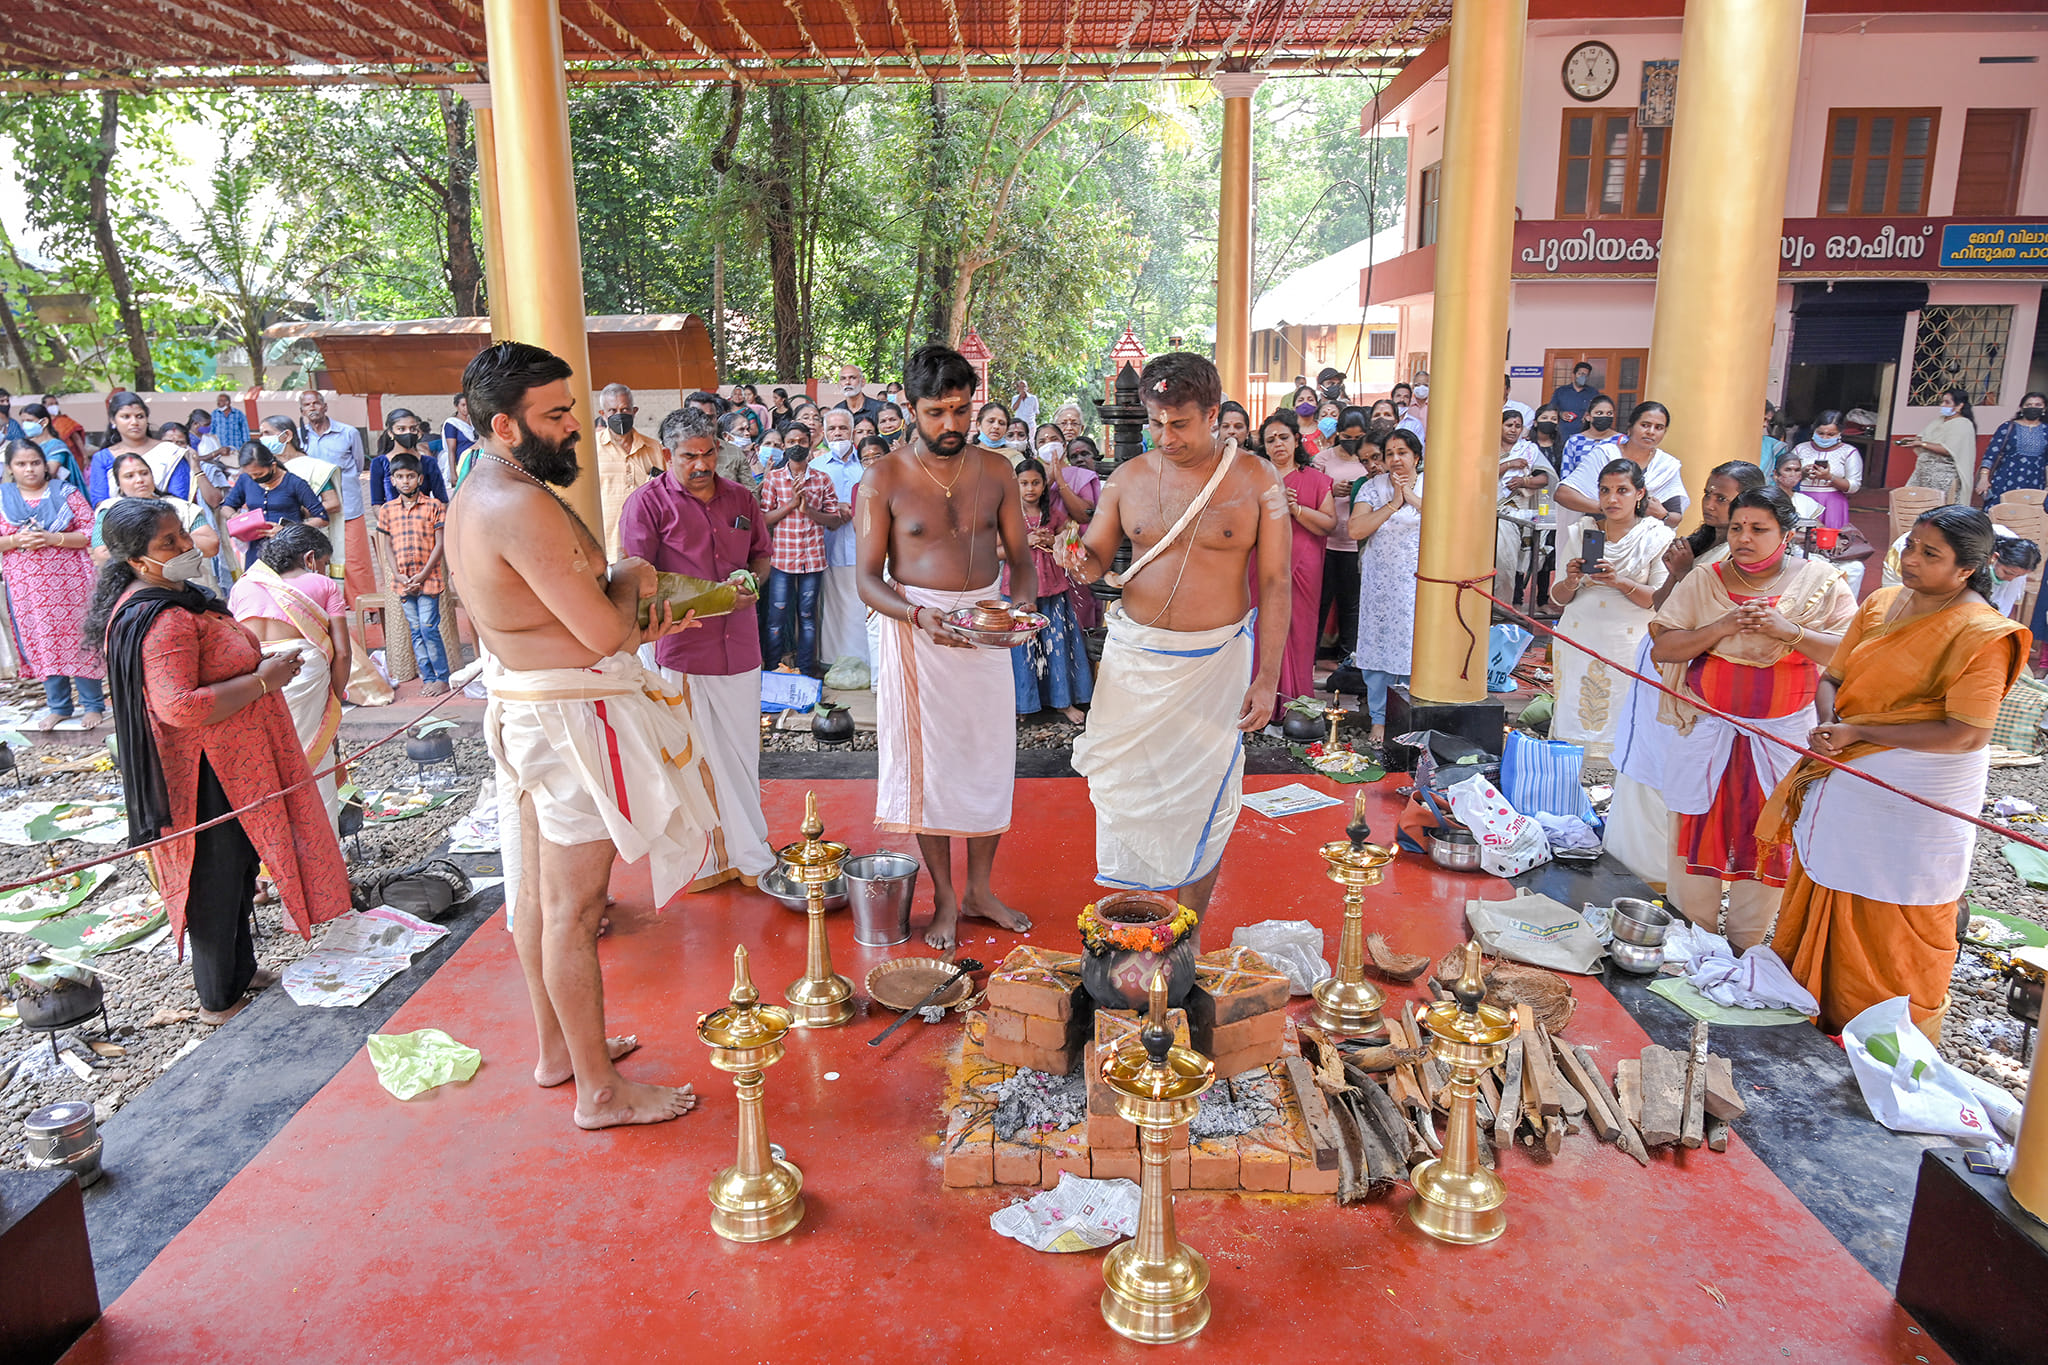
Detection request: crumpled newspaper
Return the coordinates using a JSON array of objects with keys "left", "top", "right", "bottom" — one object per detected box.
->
[
  {"left": 989, "top": 1173, "right": 1139, "bottom": 1252},
  {"left": 365, "top": 1028, "right": 482, "bottom": 1100}
]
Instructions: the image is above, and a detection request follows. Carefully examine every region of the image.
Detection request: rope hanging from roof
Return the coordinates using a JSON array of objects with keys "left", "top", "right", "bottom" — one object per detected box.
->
[
  {"left": 879, "top": 0, "right": 931, "bottom": 82},
  {"left": 779, "top": 0, "right": 842, "bottom": 82},
  {"left": 826, "top": 0, "right": 879, "bottom": 78},
  {"left": 649, "top": 0, "right": 755, "bottom": 87},
  {"left": 1154, "top": 0, "right": 1205, "bottom": 81}
]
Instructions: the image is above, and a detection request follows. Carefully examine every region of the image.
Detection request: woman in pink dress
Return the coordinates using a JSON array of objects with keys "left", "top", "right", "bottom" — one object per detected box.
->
[
  {"left": 0, "top": 440, "right": 105, "bottom": 728},
  {"left": 1255, "top": 412, "right": 1336, "bottom": 722}
]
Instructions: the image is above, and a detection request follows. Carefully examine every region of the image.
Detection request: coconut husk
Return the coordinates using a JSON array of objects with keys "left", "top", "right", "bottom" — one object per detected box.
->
[
  {"left": 1367, "top": 932, "right": 1432, "bottom": 982},
  {"left": 1432, "top": 947, "right": 1577, "bottom": 1035}
]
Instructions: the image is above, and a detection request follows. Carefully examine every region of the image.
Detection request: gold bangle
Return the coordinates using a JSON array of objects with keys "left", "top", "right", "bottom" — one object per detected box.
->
[{"left": 257, "top": 676, "right": 270, "bottom": 697}]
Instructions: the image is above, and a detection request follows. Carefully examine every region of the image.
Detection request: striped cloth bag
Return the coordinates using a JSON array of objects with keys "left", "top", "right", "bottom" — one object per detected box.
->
[{"left": 1500, "top": 729, "right": 1600, "bottom": 826}]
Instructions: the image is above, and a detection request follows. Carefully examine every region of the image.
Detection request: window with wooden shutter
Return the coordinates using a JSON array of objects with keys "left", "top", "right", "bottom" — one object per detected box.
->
[
  {"left": 1954, "top": 109, "right": 2029, "bottom": 217},
  {"left": 1417, "top": 163, "right": 1442, "bottom": 248},
  {"left": 1557, "top": 110, "right": 1668, "bottom": 219},
  {"left": 1821, "top": 108, "right": 1939, "bottom": 215}
]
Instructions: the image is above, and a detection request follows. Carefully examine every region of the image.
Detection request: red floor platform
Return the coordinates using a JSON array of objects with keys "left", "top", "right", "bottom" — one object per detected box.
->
[{"left": 64, "top": 777, "right": 1944, "bottom": 1364}]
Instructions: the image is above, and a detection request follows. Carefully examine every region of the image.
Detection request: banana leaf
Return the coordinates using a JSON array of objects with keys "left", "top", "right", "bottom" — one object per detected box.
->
[{"left": 636, "top": 573, "right": 740, "bottom": 629}]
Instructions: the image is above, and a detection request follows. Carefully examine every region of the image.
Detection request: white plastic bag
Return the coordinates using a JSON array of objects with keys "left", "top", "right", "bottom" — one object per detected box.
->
[
  {"left": 1229, "top": 920, "right": 1329, "bottom": 995},
  {"left": 1842, "top": 996, "right": 2021, "bottom": 1151},
  {"left": 989, "top": 1173, "right": 1140, "bottom": 1252},
  {"left": 1465, "top": 892, "right": 1605, "bottom": 974},
  {"left": 1445, "top": 773, "right": 1551, "bottom": 877}
]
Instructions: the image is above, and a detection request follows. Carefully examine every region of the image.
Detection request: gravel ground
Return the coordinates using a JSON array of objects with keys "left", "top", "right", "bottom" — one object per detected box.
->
[
  {"left": 0, "top": 689, "right": 495, "bottom": 1170},
  {"left": 1946, "top": 758, "right": 2048, "bottom": 1101}
]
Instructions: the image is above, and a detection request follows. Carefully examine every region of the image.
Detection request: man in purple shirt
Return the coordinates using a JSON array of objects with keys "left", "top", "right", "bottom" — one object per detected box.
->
[{"left": 618, "top": 407, "right": 776, "bottom": 892}]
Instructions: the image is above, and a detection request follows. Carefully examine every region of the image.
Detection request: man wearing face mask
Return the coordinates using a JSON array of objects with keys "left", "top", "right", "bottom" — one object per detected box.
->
[
  {"left": 594, "top": 381, "right": 665, "bottom": 562},
  {"left": 1395, "top": 375, "right": 1429, "bottom": 440},
  {"left": 1316, "top": 367, "right": 1348, "bottom": 404},
  {"left": 1549, "top": 361, "right": 1597, "bottom": 437},
  {"left": 814, "top": 407, "right": 870, "bottom": 669}
]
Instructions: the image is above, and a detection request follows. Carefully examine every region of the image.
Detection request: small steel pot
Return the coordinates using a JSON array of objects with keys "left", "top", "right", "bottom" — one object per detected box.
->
[
  {"left": 1428, "top": 828, "right": 1483, "bottom": 872},
  {"left": 1609, "top": 939, "right": 1665, "bottom": 975},
  {"left": 1611, "top": 898, "right": 1674, "bottom": 948},
  {"left": 760, "top": 865, "right": 848, "bottom": 913},
  {"left": 23, "top": 1100, "right": 103, "bottom": 1187}
]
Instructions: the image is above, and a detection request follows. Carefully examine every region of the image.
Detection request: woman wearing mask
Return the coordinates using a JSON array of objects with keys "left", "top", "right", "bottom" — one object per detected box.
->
[
  {"left": 220, "top": 442, "right": 328, "bottom": 569},
  {"left": 228, "top": 522, "right": 352, "bottom": 825},
  {"left": 1786, "top": 410, "right": 1861, "bottom": 528},
  {"left": 1314, "top": 407, "right": 1374, "bottom": 661},
  {"left": 1765, "top": 507, "right": 2027, "bottom": 1040},
  {"left": 91, "top": 452, "right": 220, "bottom": 567},
  {"left": 1495, "top": 408, "right": 1556, "bottom": 610},
  {"left": 1907, "top": 386, "right": 1976, "bottom": 504},
  {"left": 1649, "top": 486, "right": 1856, "bottom": 951},
  {"left": 1367, "top": 398, "right": 1400, "bottom": 427},
  {"left": 17, "top": 402, "right": 85, "bottom": 487},
  {"left": 264, "top": 417, "right": 345, "bottom": 567},
  {"left": 1349, "top": 428, "right": 1427, "bottom": 746},
  {"left": 976, "top": 401, "right": 1014, "bottom": 448},
  {"left": 1556, "top": 400, "right": 1687, "bottom": 529},
  {"left": 1256, "top": 412, "right": 1335, "bottom": 719},
  {"left": 0, "top": 439, "right": 104, "bottom": 728},
  {"left": 1550, "top": 459, "right": 1673, "bottom": 759},
  {"left": 1005, "top": 457, "right": 1093, "bottom": 725},
  {"left": 369, "top": 408, "right": 448, "bottom": 506},
  {"left": 878, "top": 403, "right": 908, "bottom": 448},
  {"left": 1977, "top": 391, "right": 2048, "bottom": 504},
  {"left": 1558, "top": 394, "right": 1619, "bottom": 484},
  {"left": 1309, "top": 401, "right": 1341, "bottom": 459},
  {"left": 89, "top": 392, "right": 193, "bottom": 507},
  {"left": 86, "top": 498, "right": 348, "bottom": 1024}
]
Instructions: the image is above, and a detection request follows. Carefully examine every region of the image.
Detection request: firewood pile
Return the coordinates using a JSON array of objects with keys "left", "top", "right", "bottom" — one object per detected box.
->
[{"left": 1281, "top": 946, "right": 1746, "bottom": 1203}]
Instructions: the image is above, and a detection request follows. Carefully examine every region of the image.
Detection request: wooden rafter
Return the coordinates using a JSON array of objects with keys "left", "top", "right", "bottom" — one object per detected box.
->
[
  {"left": 296, "top": 0, "right": 468, "bottom": 64},
  {"left": 18, "top": 1, "right": 209, "bottom": 69},
  {"left": 582, "top": 0, "right": 687, "bottom": 80}
]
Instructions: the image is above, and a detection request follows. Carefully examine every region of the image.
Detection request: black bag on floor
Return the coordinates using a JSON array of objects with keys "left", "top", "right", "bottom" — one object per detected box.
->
[{"left": 352, "top": 858, "right": 473, "bottom": 921}]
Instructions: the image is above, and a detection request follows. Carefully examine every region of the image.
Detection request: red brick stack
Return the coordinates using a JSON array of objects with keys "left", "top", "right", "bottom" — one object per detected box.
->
[
  {"left": 1187, "top": 946, "right": 1292, "bottom": 1077},
  {"left": 981, "top": 946, "right": 1087, "bottom": 1075}
]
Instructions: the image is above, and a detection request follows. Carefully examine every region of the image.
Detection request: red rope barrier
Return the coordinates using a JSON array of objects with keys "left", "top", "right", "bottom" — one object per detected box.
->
[
  {"left": 1443, "top": 572, "right": 2048, "bottom": 858},
  {"left": 1416, "top": 569, "right": 1495, "bottom": 680},
  {"left": 0, "top": 681, "right": 470, "bottom": 898}
]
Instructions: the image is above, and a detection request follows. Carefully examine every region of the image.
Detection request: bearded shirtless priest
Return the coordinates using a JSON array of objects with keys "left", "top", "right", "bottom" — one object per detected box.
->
[
  {"left": 447, "top": 341, "right": 715, "bottom": 1131},
  {"left": 1065, "top": 353, "right": 1289, "bottom": 923},
  {"left": 858, "top": 344, "right": 1038, "bottom": 950}
]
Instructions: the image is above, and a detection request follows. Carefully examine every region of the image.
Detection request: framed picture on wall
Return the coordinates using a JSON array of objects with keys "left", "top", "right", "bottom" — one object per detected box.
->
[{"left": 1639, "top": 60, "right": 1679, "bottom": 128}]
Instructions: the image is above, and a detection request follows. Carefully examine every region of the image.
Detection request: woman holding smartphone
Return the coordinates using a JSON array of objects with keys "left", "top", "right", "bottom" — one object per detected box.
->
[
  {"left": 1788, "top": 410, "right": 1860, "bottom": 528},
  {"left": 1550, "top": 459, "right": 1674, "bottom": 758}
]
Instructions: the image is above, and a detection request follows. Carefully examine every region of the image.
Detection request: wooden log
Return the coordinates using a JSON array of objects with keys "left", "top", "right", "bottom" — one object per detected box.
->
[
  {"left": 1476, "top": 1070, "right": 1499, "bottom": 1129},
  {"left": 1554, "top": 1042, "right": 1619, "bottom": 1142},
  {"left": 1543, "top": 1114, "right": 1563, "bottom": 1155},
  {"left": 1526, "top": 1018, "right": 1564, "bottom": 1117},
  {"left": 1494, "top": 1034, "right": 1526, "bottom": 1149},
  {"left": 1356, "top": 1076, "right": 1418, "bottom": 1184},
  {"left": 1704, "top": 1054, "right": 1746, "bottom": 1122},
  {"left": 1405, "top": 1002, "right": 1450, "bottom": 1104},
  {"left": 1706, "top": 1115, "right": 1729, "bottom": 1153},
  {"left": 1615, "top": 1057, "right": 1645, "bottom": 1129},
  {"left": 1327, "top": 1091, "right": 1370, "bottom": 1203},
  {"left": 1282, "top": 1056, "right": 1342, "bottom": 1172},
  {"left": 1572, "top": 1044, "right": 1650, "bottom": 1167},
  {"left": 1638, "top": 1046, "right": 1687, "bottom": 1148},
  {"left": 1680, "top": 1022, "right": 1709, "bottom": 1150}
]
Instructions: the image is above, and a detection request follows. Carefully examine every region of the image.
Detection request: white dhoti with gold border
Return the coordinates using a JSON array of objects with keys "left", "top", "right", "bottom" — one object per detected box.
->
[{"left": 874, "top": 581, "right": 1015, "bottom": 838}]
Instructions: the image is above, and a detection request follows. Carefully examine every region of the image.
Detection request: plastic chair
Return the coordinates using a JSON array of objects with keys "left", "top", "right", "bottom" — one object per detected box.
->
[
  {"left": 1994, "top": 504, "right": 2048, "bottom": 626},
  {"left": 1889, "top": 486, "right": 1943, "bottom": 545},
  {"left": 1999, "top": 488, "right": 2048, "bottom": 509},
  {"left": 359, "top": 509, "right": 418, "bottom": 685}
]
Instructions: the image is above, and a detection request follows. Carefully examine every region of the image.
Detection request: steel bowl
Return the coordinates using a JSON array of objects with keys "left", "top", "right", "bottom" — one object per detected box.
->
[
  {"left": 1611, "top": 898, "right": 1674, "bottom": 948},
  {"left": 1608, "top": 938, "right": 1666, "bottom": 975},
  {"left": 1428, "top": 828, "right": 1483, "bottom": 873},
  {"left": 760, "top": 865, "right": 849, "bottom": 914}
]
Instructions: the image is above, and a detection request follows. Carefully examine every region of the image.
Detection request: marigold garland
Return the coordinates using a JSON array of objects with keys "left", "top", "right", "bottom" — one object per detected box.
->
[{"left": 1077, "top": 899, "right": 1198, "bottom": 955}]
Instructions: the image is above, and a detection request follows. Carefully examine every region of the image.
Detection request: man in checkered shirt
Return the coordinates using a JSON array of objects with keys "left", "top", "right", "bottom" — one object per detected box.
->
[{"left": 759, "top": 427, "right": 845, "bottom": 677}]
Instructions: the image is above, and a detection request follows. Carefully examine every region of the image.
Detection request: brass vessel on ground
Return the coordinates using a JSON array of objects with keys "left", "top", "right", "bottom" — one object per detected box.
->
[
  {"left": 1098, "top": 971, "right": 1217, "bottom": 1344},
  {"left": 1310, "top": 791, "right": 1394, "bottom": 1042},
  {"left": 697, "top": 945, "right": 804, "bottom": 1242},
  {"left": 1409, "top": 940, "right": 1518, "bottom": 1244},
  {"left": 780, "top": 791, "right": 854, "bottom": 1027}
]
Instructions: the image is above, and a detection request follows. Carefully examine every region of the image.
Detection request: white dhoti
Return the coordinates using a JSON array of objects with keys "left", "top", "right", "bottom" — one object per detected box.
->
[
  {"left": 875, "top": 581, "right": 1015, "bottom": 837},
  {"left": 1605, "top": 634, "right": 1671, "bottom": 887},
  {"left": 262, "top": 637, "right": 341, "bottom": 827},
  {"left": 485, "top": 652, "right": 715, "bottom": 916},
  {"left": 654, "top": 666, "right": 778, "bottom": 885},
  {"left": 1072, "top": 607, "right": 1253, "bottom": 892},
  {"left": 1793, "top": 746, "right": 1990, "bottom": 905},
  {"left": 820, "top": 565, "right": 871, "bottom": 669}
]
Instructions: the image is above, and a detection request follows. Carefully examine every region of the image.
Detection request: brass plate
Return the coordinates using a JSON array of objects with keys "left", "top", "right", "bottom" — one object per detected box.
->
[{"left": 865, "top": 957, "right": 973, "bottom": 1012}]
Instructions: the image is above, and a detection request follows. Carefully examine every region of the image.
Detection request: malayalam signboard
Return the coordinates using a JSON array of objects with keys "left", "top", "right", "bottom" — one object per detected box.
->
[{"left": 1508, "top": 217, "right": 2048, "bottom": 281}]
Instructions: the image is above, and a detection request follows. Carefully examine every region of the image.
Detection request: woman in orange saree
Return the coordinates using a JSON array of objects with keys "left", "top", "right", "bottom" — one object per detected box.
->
[{"left": 1763, "top": 506, "right": 2028, "bottom": 1042}]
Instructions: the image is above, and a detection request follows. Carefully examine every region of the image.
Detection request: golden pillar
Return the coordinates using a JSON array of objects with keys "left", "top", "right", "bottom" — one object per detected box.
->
[
  {"left": 459, "top": 84, "right": 511, "bottom": 342},
  {"left": 482, "top": 0, "right": 603, "bottom": 532},
  {"left": 1645, "top": 0, "right": 1807, "bottom": 531},
  {"left": 1409, "top": 0, "right": 1528, "bottom": 703},
  {"left": 1213, "top": 73, "right": 1264, "bottom": 410}
]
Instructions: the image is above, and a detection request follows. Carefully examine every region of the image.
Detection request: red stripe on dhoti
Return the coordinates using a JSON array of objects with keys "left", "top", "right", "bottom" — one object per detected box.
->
[
  {"left": 1676, "top": 652, "right": 1815, "bottom": 883},
  {"left": 594, "top": 699, "right": 632, "bottom": 821}
]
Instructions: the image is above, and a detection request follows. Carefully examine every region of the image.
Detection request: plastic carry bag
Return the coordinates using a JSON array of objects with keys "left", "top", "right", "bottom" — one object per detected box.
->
[
  {"left": 1229, "top": 920, "right": 1330, "bottom": 996},
  {"left": 1500, "top": 729, "right": 1600, "bottom": 825},
  {"left": 1445, "top": 773, "right": 1552, "bottom": 878},
  {"left": 1487, "top": 624, "right": 1533, "bottom": 694},
  {"left": 1465, "top": 891, "right": 1605, "bottom": 975},
  {"left": 1842, "top": 996, "right": 2021, "bottom": 1152}
]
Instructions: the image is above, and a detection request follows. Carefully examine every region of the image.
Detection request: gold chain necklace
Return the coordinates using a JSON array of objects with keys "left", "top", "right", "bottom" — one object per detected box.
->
[
  {"left": 914, "top": 448, "right": 963, "bottom": 499},
  {"left": 483, "top": 450, "right": 594, "bottom": 538}
]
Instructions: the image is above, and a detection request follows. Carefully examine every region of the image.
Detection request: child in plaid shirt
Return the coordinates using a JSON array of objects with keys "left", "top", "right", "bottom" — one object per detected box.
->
[
  {"left": 376, "top": 454, "right": 452, "bottom": 694},
  {"left": 758, "top": 438, "right": 845, "bottom": 677}
]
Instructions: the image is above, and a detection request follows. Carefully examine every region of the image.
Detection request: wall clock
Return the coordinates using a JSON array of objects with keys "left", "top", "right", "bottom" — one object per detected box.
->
[{"left": 1563, "top": 41, "right": 1620, "bottom": 101}]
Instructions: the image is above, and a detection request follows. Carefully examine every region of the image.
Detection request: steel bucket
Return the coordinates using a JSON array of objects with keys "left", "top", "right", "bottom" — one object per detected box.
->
[{"left": 843, "top": 853, "right": 920, "bottom": 947}]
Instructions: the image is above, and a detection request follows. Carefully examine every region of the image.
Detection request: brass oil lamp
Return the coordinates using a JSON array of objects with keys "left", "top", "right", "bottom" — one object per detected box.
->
[
  {"left": 696, "top": 944, "right": 804, "bottom": 1242},
  {"left": 1309, "top": 791, "right": 1394, "bottom": 1042},
  {"left": 1409, "top": 941, "right": 1518, "bottom": 1245},
  {"left": 780, "top": 790, "right": 854, "bottom": 1028},
  {"left": 1099, "top": 971, "right": 1216, "bottom": 1344}
]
